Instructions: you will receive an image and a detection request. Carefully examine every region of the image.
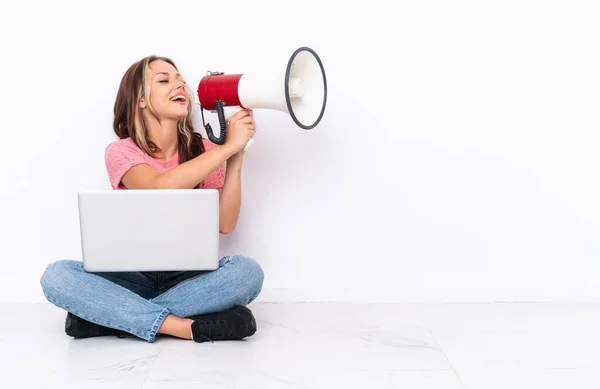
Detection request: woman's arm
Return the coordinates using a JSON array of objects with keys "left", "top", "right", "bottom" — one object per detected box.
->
[
  {"left": 218, "top": 152, "right": 244, "bottom": 234},
  {"left": 121, "top": 144, "right": 237, "bottom": 190},
  {"left": 218, "top": 109, "right": 255, "bottom": 234}
]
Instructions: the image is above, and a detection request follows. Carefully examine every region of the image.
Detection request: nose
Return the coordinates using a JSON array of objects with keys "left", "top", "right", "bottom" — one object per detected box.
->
[{"left": 173, "top": 80, "right": 185, "bottom": 90}]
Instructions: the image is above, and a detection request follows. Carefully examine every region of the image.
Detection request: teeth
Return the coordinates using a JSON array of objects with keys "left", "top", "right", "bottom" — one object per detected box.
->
[{"left": 171, "top": 96, "right": 186, "bottom": 101}]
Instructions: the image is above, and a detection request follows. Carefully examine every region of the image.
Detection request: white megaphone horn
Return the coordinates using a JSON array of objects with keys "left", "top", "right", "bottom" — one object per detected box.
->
[{"left": 197, "top": 46, "right": 327, "bottom": 151}]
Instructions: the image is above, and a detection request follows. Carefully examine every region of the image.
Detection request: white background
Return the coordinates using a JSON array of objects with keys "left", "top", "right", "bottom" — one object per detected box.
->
[{"left": 1, "top": 0, "right": 599, "bottom": 303}]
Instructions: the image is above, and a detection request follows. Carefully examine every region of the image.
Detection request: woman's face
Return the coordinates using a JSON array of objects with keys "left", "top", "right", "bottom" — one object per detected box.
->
[{"left": 144, "top": 60, "right": 189, "bottom": 121}]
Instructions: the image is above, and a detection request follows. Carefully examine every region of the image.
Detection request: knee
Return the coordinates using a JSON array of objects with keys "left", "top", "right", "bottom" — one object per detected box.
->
[
  {"left": 40, "top": 259, "right": 81, "bottom": 298},
  {"left": 228, "top": 255, "right": 264, "bottom": 298}
]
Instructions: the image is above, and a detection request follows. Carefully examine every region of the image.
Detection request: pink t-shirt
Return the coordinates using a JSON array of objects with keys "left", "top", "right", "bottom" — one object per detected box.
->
[{"left": 104, "top": 137, "right": 225, "bottom": 190}]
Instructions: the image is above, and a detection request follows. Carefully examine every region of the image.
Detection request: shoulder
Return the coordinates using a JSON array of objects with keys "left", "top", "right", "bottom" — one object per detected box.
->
[
  {"left": 106, "top": 138, "right": 142, "bottom": 152},
  {"left": 104, "top": 137, "right": 149, "bottom": 171},
  {"left": 105, "top": 137, "right": 149, "bottom": 164},
  {"left": 104, "top": 138, "right": 149, "bottom": 189}
]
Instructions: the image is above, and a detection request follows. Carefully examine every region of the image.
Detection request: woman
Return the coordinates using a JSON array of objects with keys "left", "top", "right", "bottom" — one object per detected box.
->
[{"left": 40, "top": 55, "right": 264, "bottom": 343}]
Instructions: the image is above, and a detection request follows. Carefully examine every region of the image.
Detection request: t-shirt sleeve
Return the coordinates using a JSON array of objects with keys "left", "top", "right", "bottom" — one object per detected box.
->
[
  {"left": 105, "top": 140, "right": 148, "bottom": 189},
  {"left": 200, "top": 139, "right": 225, "bottom": 189}
]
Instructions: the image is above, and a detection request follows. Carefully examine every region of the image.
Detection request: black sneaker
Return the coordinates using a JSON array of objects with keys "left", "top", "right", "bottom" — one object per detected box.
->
[
  {"left": 65, "top": 312, "right": 128, "bottom": 339},
  {"left": 189, "top": 305, "right": 257, "bottom": 343}
]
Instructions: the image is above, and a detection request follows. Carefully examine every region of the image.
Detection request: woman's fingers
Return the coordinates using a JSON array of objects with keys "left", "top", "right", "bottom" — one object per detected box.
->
[
  {"left": 238, "top": 116, "right": 253, "bottom": 124},
  {"left": 231, "top": 109, "right": 249, "bottom": 121}
]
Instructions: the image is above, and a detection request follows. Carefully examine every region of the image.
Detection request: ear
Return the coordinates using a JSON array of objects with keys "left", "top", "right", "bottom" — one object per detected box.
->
[{"left": 139, "top": 97, "right": 147, "bottom": 109}]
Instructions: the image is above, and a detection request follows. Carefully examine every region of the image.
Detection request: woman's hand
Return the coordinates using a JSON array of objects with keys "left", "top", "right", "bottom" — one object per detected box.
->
[{"left": 225, "top": 109, "right": 256, "bottom": 154}]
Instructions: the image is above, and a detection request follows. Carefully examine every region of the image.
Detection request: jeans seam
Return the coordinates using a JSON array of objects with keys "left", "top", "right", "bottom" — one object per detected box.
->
[{"left": 148, "top": 308, "right": 170, "bottom": 343}]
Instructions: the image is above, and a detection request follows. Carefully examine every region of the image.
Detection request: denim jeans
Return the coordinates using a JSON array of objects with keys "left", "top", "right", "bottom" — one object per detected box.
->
[{"left": 40, "top": 255, "right": 264, "bottom": 343}]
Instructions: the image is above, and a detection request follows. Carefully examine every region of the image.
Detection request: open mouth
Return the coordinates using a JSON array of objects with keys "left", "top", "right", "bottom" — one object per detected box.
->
[{"left": 170, "top": 95, "right": 187, "bottom": 105}]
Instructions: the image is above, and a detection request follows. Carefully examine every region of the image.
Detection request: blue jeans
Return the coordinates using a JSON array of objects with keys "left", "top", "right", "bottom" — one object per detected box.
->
[{"left": 40, "top": 255, "right": 264, "bottom": 343}]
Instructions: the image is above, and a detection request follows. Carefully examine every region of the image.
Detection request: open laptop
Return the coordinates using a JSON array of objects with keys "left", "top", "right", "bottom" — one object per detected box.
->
[{"left": 78, "top": 189, "right": 220, "bottom": 272}]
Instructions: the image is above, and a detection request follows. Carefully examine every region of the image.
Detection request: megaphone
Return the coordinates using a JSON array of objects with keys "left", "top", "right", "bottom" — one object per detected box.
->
[{"left": 197, "top": 46, "right": 327, "bottom": 151}]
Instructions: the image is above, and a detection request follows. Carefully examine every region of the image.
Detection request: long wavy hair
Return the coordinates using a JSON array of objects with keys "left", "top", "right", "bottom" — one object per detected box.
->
[{"left": 113, "top": 55, "right": 205, "bottom": 163}]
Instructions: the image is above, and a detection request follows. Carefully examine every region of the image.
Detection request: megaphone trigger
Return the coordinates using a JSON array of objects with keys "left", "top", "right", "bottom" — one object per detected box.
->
[
  {"left": 221, "top": 106, "right": 254, "bottom": 151},
  {"left": 222, "top": 106, "right": 243, "bottom": 121}
]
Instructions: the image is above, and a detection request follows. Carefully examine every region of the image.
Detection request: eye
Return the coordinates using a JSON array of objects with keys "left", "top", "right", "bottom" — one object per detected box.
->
[{"left": 159, "top": 80, "right": 168, "bottom": 83}]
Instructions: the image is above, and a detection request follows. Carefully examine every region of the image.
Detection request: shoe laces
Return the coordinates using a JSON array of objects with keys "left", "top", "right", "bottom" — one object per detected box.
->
[{"left": 194, "top": 319, "right": 234, "bottom": 342}]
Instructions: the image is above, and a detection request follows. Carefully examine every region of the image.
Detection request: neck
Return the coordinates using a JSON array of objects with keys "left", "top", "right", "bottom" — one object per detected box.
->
[{"left": 145, "top": 118, "right": 179, "bottom": 161}]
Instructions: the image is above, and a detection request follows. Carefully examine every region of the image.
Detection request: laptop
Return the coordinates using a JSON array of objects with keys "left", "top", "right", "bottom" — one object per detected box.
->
[{"left": 78, "top": 189, "right": 220, "bottom": 272}]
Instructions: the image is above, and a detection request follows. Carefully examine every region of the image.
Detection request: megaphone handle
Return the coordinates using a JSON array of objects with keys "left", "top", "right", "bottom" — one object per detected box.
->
[
  {"left": 223, "top": 107, "right": 254, "bottom": 152},
  {"left": 222, "top": 106, "right": 238, "bottom": 121}
]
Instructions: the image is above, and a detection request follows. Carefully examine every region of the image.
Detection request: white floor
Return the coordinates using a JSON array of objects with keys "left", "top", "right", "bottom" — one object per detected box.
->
[{"left": 2, "top": 302, "right": 600, "bottom": 388}]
